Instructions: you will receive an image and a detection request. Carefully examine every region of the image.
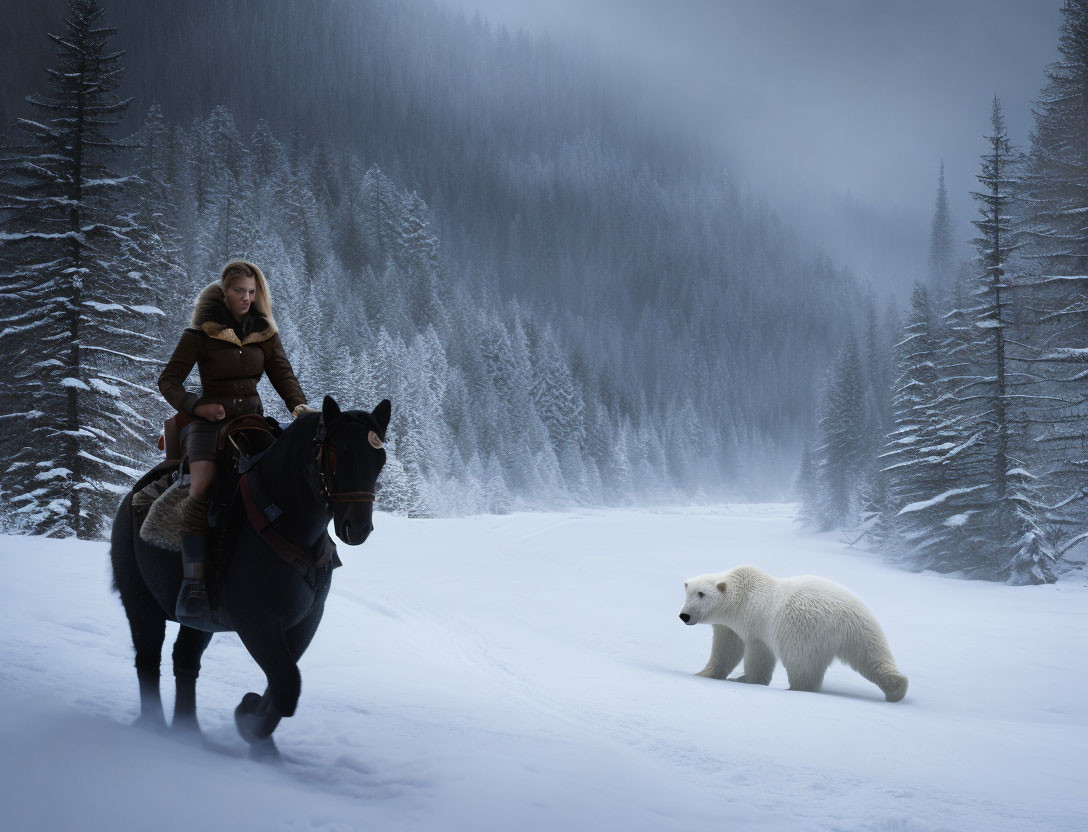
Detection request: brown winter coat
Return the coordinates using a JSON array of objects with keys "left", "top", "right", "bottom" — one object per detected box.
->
[{"left": 158, "top": 282, "right": 307, "bottom": 419}]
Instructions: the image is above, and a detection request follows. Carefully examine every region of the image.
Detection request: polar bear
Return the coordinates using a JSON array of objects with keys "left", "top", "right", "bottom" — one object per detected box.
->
[{"left": 678, "top": 565, "right": 908, "bottom": 702}]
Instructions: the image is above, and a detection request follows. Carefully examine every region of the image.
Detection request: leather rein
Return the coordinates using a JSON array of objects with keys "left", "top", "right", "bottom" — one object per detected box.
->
[
  {"left": 237, "top": 411, "right": 382, "bottom": 572},
  {"left": 312, "top": 413, "right": 382, "bottom": 504}
]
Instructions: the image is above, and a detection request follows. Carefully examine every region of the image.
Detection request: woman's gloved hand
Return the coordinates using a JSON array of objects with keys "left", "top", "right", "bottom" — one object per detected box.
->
[
  {"left": 292, "top": 403, "right": 319, "bottom": 420},
  {"left": 194, "top": 403, "right": 226, "bottom": 421}
]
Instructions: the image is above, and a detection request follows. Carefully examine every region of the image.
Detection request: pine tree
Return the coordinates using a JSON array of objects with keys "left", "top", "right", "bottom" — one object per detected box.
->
[
  {"left": 928, "top": 161, "right": 956, "bottom": 294},
  {"left": 399, "top": 190, "right": 442, "bottom": 326},
  {"left": 0, "top": 0, "right": 148, "bottom": 538},
  {"left": 1013, "top": 0, "right": 1088, "bottom": 566},
  {"left": 794, "top": 440, "right": 821, "bottom": 527},
  {"left": 878, "top": 284, "right": 956, "bottom": 558},
  {"left": 332, "top": 154, "right": 368, "bottom": 269},
  {"left": 885, "top": 270, "right": 1008, "bottom": 574},
  {"left": 967, "top": 97, "right": 1055, "bottom": 582},
  {"left": 121, "top": 102, "right": 187, "bottom": 439},
  {"left": 816, "top": 336, "right": 867, "bottom": 529},
  {"left": 531, "top": 323, "right": 584, "bottom": 452},
  {"left": 863, "top": 289, "right": 893, "bottom": 431},
  {"left": 972, "top": 99, "right": 1018, "bottom": 501},
  {"left": 189, "top": 108, "right": 260, "bottom": 275},
  {"left": 1020, "top": 0, "right": 1088, "bottom": 278},
  {"left": 250, "top": 119, "right": 287, "bottom": 186},
  {"left": 874, "top": 102, "right": 1055, "bottom": 583},
  {"left": 360, "top": 165, "right": 404, "bottom": 271},
  {"left": 127, "top": 105, "right": 186, "bottom": 337},
  {"left": 278, "top": 171, "right": 328, "bottom": 282}
]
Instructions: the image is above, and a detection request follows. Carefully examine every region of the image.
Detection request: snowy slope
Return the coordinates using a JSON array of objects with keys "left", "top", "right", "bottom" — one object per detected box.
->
[{"left": 1, "top": 505, "right": 1084, "bottom": 832}]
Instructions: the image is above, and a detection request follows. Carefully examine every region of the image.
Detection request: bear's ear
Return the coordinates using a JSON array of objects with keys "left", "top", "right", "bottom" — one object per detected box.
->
[{"left": 716, "top": 581, "right": 727, "bottom": 594}]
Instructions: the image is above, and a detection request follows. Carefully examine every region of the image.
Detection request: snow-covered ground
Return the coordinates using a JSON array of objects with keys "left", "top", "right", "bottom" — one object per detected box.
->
[{"left": 1, "top": 504, "right": 1084, "bottom": 832}]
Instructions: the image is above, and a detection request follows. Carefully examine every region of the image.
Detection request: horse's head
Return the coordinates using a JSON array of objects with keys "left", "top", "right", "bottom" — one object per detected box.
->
[{"left": 314, "top": 394, "right": 390, "bottom": 545}]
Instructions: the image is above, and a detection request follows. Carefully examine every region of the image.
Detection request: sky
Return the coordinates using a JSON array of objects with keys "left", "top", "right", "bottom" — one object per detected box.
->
[{"left": 437, "top": 0, "right": 1065, "bottom": 297}]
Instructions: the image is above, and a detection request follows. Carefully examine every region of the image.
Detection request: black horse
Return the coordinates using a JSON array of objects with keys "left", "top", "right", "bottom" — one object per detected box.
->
[{"left": 110, "top": 395, "right": 389, "bottom": 758}]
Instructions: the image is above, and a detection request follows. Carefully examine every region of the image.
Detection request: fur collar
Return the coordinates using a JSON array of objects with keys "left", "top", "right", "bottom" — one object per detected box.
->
[{"left": 189, "top": 282, "right": 278, "bottom": 346}]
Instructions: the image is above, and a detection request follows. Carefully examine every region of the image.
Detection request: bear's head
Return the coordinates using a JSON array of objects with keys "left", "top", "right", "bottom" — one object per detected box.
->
[{"left": 678, "top": 574, "right": 727, "bottom": 626}]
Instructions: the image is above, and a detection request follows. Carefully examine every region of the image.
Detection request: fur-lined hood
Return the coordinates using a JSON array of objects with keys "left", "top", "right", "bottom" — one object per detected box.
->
[{"left": 189, "top": 282, "right": 279, "bottom": 347}]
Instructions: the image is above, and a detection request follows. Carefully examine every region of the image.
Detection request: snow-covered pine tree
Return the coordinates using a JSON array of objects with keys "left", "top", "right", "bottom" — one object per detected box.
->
[
  {"left": 190, "top": 107, "right": 258, "bottom": 275},
  {"left": 877, "top": 284, "right": 960, "bottom": 560},
  {"left": 400, "top": 190, "right": 443, "bottom": 328},
  {"left": 0, "top": 0, "right": 152, "bottom": 539},
  {"left": 882, "top": 260, "right": 1012, "bottom": 575},
  {"left": 610, "top": 417, "right": 636, "bottom": 504},
  {"left": 876, "top": 104, "right": 1049, "bottom": 581},
  {"left": 249, "top": 119, "right": 288, "bottom": 187},
  {"left": 207, "top": 170, "right": 260, "bottom": 265},
  {"left": 481, "top": 305, "right": 550, "bottom": 494},
  {"left": 1012, "top": 0, "right": 1088, "bottom": 568},
  {"left": 331, "top": 154, "right": 368, "bottom": 270},
  {"left": 205, "top": 104, "right": 250, "bottom": 185},
  {"left": 396, "top": 326, "right": 453, "bottom": 516},
  {"left": 360, "top": 165, "right": 404, "bottom": 272},
  {"left": 967, "top": 97, "right": 1055, "bottom": 583},
  {"left": 530, "top": 322, "right": 585, "bottom": 457},
  {"left": 126, "top": 104, "right": 186, "bottom": 345},
  {"left": 306, "top": 136, "right": 338, "bottom": 212},
  {"left": 815, "top": 336, "right": 869, "bottom": 529},
  {"left": 281, "top": 164, "right": 331, "bottom": 283},
  {"left": 863, "top": 289, "right": 894, "bottom": 431},
  {"left": 1020, "top": 0, "right": 1088, "bottom": 279},
  {"left": 794, "top": 439, "right": 821, "bottom": 527},
  {"left": 928, "top": 161, "right": 956, "bottom": 294}
]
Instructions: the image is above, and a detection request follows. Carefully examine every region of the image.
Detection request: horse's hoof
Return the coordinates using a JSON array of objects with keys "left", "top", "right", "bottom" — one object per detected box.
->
[
  {"left": 236, "top": 691, "right": 262, "bottom": 716},
  {"left": 170, "top": 715, "right": 204, "bottom": 741},
  {"left": 247, "top": 736, "right": 281, "bottom": 763},
  {"left": 131, "top": 713, "right": 168, "bottom": 733},
  {"left": 234, "top": 692, "right": 265, "bottom": 744}
]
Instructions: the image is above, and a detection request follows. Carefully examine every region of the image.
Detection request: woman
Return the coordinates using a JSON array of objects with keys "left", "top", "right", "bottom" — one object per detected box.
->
[{"left": 158, "top": 260, "right": 315, "bottom": 627}]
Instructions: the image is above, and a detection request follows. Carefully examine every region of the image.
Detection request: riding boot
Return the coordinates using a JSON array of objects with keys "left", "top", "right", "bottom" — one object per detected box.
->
[{"left": 176, "top": 494, "right": 213, "bottom": 628}]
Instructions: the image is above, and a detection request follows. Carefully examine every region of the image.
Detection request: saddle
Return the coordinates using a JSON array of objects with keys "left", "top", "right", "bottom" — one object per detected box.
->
[
  {"left": 158, "top": 411, "right": 278, "bottom": 470},
  {"left": 136, "top": 411, "right": 338, "bottom": 575},
  {"left": 136, "top": 414, "right": 281, "bottom": 556}
]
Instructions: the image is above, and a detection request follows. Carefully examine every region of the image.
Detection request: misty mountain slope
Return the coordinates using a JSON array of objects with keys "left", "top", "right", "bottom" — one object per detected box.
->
[
  {"left": 0, "top": 508, "right": 1084, "bottom": 831},
  {"left": 0, "top": 0, "right": 874, "bottom": 502}
]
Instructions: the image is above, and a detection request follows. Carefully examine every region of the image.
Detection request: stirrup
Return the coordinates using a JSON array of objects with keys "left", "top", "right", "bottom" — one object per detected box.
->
[
  {"left": 176, "top": 533, "right": 213, "bottom": 628},
  {"left": 176, "top": 580, "right": 210, "bottom": 621}
]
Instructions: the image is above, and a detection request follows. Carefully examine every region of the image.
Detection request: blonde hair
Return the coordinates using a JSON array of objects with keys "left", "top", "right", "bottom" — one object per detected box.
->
[{"left": 220, "top": 260, "right": 277, "bottom": 330}]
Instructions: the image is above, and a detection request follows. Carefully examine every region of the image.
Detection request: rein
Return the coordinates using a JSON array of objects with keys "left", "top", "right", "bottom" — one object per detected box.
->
[{"left": 237, "top": 410, "right": 380, "bottom": 571}]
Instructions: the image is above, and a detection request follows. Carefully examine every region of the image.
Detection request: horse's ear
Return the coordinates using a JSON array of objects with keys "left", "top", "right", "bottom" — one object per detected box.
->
[
  {"left": 372, "top": 399, "right": 391, "bottom": 433},
  {"left": 322, "top": 395, "right": 341, "bottom": 422}
]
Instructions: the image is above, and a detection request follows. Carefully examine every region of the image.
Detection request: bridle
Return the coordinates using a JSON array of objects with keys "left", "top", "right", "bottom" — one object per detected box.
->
[{"left": 313, "top": 413, "right": 382, "bottom": 504}]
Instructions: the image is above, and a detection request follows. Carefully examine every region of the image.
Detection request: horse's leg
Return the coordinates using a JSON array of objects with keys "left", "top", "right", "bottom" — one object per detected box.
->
[
  {"left": 232, "top": 613, "right": 298, "bottom": 754},
  {"left": 111, "top": 495, "right": 168, "bottom": 730},
  {"left": 170, "top": 626, "right": 213, "bottom": 734},
  {"left": 127, "top": 603, "right": 167, "bottom": 730},
  {"left": 284, "top": 565, "right": 331, "bottom": 662},
  {"left": 234, "top": 565, "right": 332, "bottom": 759}
]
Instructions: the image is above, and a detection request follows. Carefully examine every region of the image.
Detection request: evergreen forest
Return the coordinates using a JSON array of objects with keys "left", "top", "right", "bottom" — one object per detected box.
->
[{"left": 2, "top": 0, "right": 1086, "bottom": 586}]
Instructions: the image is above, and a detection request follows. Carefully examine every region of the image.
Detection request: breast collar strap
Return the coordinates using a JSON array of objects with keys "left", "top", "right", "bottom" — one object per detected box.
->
[{"left": 239, "top": 466, "right": 335, "bottom": 569}]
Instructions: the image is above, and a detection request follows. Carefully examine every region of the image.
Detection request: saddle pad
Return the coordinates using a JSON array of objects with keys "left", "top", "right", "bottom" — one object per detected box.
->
[{"left": 138, "top": 475, "right": 189, "bottom": 553}]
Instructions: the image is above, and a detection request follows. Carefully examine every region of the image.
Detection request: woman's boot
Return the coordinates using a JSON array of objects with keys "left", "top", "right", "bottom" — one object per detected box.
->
[{"left": 176, "top": 494, "right": 212, "bottom": 628}]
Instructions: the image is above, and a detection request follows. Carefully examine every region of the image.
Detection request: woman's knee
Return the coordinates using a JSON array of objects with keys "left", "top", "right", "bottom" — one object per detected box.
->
[{"left": 189, "top": 461, "right": 215, "bottom": 499}]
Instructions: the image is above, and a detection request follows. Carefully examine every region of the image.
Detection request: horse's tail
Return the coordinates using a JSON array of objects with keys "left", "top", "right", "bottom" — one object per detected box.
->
[{"left": 109, "top": 491, "right": 135, "bottom": 594}]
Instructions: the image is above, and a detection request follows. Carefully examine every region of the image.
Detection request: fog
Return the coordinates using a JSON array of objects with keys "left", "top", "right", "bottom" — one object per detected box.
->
[
  {"left": 439, "top": 0, "right": 1063, "bottom": 296},
  {"left": 0, "top": 0, "right": 1075, "bottom": 525}
]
